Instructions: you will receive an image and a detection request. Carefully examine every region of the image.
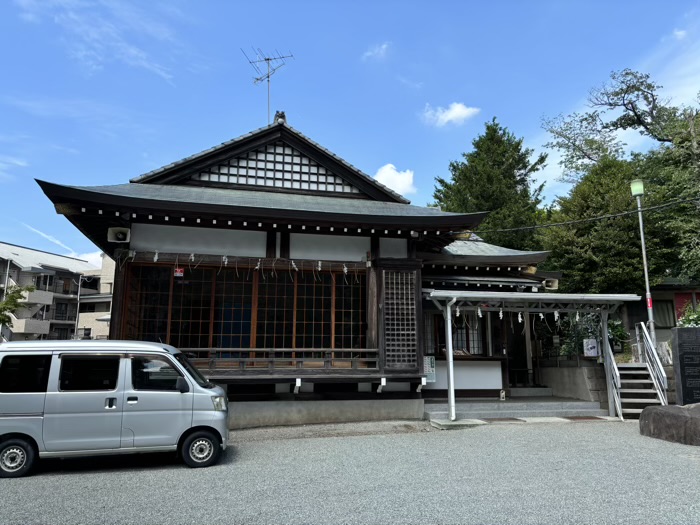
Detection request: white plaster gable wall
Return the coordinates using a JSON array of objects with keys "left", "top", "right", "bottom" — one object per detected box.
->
[{"left": 130, "top": 224, "right": 267, "bottom": 257}]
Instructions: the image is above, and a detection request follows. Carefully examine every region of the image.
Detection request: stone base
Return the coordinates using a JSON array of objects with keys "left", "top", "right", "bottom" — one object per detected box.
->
[
  {"left": 228, "top": 399, "right": 425, "bottom": 429},
  {"left": 639, "top": 403, "right": 700, "bottom": 446}
]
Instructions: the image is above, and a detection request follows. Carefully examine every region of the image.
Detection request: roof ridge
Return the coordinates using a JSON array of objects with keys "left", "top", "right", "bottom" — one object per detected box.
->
[
  {"left": 131, "top": 121, "right": 278, "bottom": 183},
  {"left": 283, "top": 124, "right": 409, "bottom": 204},
  {"left": 129, "top": 120, "right": 410, "bottom": 204}
]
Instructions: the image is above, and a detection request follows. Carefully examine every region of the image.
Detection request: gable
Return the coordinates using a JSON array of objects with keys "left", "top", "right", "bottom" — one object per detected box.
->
[
  {"left": 191, "top": 140, "right": 362, "bottom": 196},
  {"left": 131, "top": 120, "right": 409, "bottom": 203}
]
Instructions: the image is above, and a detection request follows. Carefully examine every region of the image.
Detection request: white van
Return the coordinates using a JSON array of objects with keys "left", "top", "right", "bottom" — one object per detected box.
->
[{"left": 0, "top": 340, "right": 228, "bottom": 478}]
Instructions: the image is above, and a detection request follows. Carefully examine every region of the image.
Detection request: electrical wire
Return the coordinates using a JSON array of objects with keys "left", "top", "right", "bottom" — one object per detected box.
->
[{"left": 468, "top": 196, "right": 699, "bottom": 235}]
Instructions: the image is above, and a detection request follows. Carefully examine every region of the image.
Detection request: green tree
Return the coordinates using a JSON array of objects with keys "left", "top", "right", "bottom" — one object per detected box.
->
[
  {"left": 433, "top": 118, "right": 547, "bottom": 250},
  {"left": 0, "top": 286, "right": 34, "bottom": 328},
  {"left": 537, "top": 157, "right": 676, "bottom": 293},
  {"left": 542, "top": 69, "right": 700, "bottom": 283}
]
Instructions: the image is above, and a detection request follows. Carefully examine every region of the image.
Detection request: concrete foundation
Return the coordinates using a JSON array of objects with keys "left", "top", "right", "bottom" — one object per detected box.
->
[
  {"left": 538, "top": 364, "right": 608, "bottom": 405},
  {"left": 228, "top": 399, "right": 425, "bottom": 429}
]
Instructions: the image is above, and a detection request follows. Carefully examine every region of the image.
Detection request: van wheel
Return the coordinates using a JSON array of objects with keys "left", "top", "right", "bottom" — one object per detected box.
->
[
  {"left": 181, "top": 431, "right": 221, "bottom": 468},
  {"left": 0, "top": 438, "right": 36, "bottom": 478}
]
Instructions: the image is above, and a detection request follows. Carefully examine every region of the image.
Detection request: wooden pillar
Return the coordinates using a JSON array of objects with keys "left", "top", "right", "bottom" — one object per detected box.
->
[{"left": 109, "top": 254, "right": 127, "bottom": 339}]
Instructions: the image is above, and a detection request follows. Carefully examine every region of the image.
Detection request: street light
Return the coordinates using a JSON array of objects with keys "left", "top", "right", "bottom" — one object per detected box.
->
[{"left": 630, "top": 179, "right": 656, "bottom": 348}]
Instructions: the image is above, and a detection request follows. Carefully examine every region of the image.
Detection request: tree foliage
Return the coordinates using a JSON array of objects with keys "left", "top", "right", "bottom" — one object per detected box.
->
[
  {"left": 0, "top": 286, "right": 34, "bottom": 328},
  {"left": 542, "top": 69, "right": 700, "bottom": 286},
  {"left": 537, "top": 157, "right": 676, "bottom": 293},
  {"left": 433, "top": 118, "right": 547, "bottom": 250}
]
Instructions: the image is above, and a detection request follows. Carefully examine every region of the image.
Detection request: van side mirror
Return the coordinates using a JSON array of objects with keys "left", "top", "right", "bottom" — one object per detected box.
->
[{"left": 176, "top": 376, "right": 190, "bottom": 393}]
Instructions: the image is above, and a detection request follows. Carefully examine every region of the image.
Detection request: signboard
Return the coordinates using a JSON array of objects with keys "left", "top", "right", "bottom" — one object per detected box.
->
[
  {"left": 672, "top": 327, "right": 700, "bottom": 405},
  {"left": 424, "top": 356, "right": 436, "bottom": 383},
  {"left": 174, "top": 267, "right": 184, "bottom": 277},
  {"left": 583, "top": 338, "right": 599, "bottom": 357}
]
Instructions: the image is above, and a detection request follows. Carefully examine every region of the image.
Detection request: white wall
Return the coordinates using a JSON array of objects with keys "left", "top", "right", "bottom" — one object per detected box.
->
[
  {"left": 130, "top": 224, "right": 267, "bottom": 257},
  {"left": 380, "top": 238, "right": 407, "bottom": 258},
  {"left": 423, "top": 360, "right": 503, "bottom": 390},
  {"left": 290, "top": 234, "right": 370, "bottom": 261}
]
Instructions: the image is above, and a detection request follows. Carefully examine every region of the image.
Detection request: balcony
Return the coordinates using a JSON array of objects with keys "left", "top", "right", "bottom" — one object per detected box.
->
[
  {"left": 47, "top": 311, "right": 77, "bottom": 323},
  {"left": 20, "top": 289, "right": 54, "bottom": 306},
  {"left": 11, "top": 317, "right": 50, "bottom": 335}
]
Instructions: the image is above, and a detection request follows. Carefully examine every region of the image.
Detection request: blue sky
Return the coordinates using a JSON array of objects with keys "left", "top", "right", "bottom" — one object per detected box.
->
[{"left": 2, "top": 0, "right": 700, "bottom": 267}]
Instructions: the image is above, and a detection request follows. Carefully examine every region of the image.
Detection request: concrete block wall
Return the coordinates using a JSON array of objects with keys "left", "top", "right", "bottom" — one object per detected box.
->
[
  {"left": 538, "top": 364, "right": 607, "bottom": 405},
  {"left": 228, "top": 399, "right": 425, "bottom": 429}
]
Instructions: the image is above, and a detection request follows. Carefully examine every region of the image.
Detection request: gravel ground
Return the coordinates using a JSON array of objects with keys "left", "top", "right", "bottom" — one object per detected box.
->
[{"left": 3, "top": 420, "right": 700, "bottom": 525}]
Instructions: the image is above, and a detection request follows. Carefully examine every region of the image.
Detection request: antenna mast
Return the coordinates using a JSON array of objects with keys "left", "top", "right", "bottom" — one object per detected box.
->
[{"left": 242, "top": 48, "right": 294, "bottom": 124}]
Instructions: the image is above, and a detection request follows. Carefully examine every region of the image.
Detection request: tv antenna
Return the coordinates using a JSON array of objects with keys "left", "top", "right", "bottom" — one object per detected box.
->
[{"left": 242, "top": 48, "right": 294, "bottom": 124}]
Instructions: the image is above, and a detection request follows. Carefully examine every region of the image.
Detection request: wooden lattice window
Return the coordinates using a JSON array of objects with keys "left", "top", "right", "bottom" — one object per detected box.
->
[
  {"left": 193, "top": 141, "right": 361, "bottom": 194},
  {"left": 213, "top": 269, "right": 254, "bottom": 349},
  {"left": 123, "top": 264, "right": 367, "bottom": 351},
  {"left": 295, "top": 273, "right": 333, "bottom": 348},
  {"left": 257, "top": 271, "right": 295, "bottom": 348},
  {"left": 170, "top": 269, "right": 212, "bottom": 348},
  {"left": 124, "top": 265, "right": 170, "bottom": 343},
  {"left": 383, "top": 270, "right": 418, "bottom": 369}
]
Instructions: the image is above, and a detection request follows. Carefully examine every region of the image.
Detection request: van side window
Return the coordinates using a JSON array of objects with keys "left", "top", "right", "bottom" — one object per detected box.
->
[
  {"left": 131, "top": 356, "right": 182, "bottom": 391},
  {"left": 0, "top": 355, "right": 51, "bottom": 393},
  {"left": 59, "top": 356, "right": 120, "bottom": 391}
]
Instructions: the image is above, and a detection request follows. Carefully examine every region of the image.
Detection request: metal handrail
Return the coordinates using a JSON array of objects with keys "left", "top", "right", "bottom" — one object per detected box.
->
[
  {"left": 603, "top": 336, "right": 623, "bottom": 420},
  {"left": 636, "top": 323, "right": 668, "bottom": 405}
]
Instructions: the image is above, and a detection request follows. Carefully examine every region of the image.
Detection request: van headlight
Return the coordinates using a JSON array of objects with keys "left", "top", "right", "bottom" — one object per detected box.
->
[{"left": 211, "top": 395, "right": 227, "bottom": 411}]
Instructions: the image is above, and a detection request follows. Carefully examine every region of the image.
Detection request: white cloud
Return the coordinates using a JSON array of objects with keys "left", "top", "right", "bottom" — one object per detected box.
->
[
  {"left": 22, "top": 223, "right": 75, "bottom": 253},
  {"left": 374, "top": 163, "right": 416, "bottom": 196},
  {"left": 362, "top": 42, "right": 390, "bottom": 61},
  {"left": 397, "top": 75, "right": 423, "bottom": 89},
  {"left": 13, "top": 0, "right": 176, "bottom": 81},
  {"left": 673, "top": 29, "right": 687, "bottom": 40},
  {"left": 422, "top": 102, "right": 480, "bottom": 127},
  {"left": 21, "top": 223, "right": 101, "bottom": 268},
  {"left": 0, "top": 155, "right": 28, "bottom": 182},
  {"left": 75, "top": 251, "right": 102, "bottom": 268}
]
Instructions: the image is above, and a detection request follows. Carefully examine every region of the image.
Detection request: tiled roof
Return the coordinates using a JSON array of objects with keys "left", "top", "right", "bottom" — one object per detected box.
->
[
  {"left": 130, "top": 120, "right": 410, "bottom": 204},
  {"left": 58, "top": 182, "right": 481, "bottom": 221},
  {"left": 419, "top": 239, "right": 549, "bottom": 265}
]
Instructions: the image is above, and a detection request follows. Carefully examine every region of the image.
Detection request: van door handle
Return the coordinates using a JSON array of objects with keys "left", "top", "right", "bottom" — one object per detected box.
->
[
  {"left": 105, "top": 397, "right": 117, "bottom": 409},
  {"left": 127, "top": 396, "right": 138, "bottom": 404}
]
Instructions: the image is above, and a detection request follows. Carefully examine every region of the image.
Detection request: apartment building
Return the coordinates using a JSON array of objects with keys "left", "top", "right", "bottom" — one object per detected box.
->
[{"left": 0, "top": 242, "right": 112, "bottom": 342}]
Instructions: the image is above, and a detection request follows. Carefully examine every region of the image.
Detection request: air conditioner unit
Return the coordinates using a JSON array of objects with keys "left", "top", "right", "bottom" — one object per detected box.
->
[{"left": 107, "top": 227, "right": 131, "bottom": 243}]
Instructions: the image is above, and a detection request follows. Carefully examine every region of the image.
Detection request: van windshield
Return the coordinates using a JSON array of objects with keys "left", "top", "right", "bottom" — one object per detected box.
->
[{"left": 174, "top": 353, "right": 214, "bottom": 388}]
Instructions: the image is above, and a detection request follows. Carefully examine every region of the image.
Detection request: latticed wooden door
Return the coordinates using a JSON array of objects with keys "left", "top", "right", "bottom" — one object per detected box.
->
[{"left": 382, "top": 269, "right": 418, "bottom": 369}]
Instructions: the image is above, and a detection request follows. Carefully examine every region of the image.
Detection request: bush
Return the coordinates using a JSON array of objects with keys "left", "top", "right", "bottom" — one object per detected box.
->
[{"left": 678, "top": 301, "right": 700, "bottom": 327}]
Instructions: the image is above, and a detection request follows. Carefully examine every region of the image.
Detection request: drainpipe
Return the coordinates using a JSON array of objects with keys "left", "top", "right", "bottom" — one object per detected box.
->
[
  {"left": 0, "top": 259, "right": 11, "bottom": 342},
  {"left": 445, "top": 297, "right": 457, "bottom": 421}
]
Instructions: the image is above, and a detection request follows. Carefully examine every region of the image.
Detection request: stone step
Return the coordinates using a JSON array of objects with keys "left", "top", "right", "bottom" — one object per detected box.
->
[
  {"left": 427, "top": 408, "right": 609, "bottom": 419},
  {"left": 424, "top": 400, "right": 603, "bottom": 412},
  {"left": 509, "top": 387, "right": 553, "bottom": 398}
]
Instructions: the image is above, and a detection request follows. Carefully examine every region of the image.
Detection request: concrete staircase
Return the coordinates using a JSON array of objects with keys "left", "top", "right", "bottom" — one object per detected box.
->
[
  {"left": 618, "top": 363, "right": 663, "bottom": 419},
  {"left": 424, "top": 397, "right": 608, "bottom": 421}
]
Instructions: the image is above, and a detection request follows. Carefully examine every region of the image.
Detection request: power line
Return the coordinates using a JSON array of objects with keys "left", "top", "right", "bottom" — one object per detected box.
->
[{"left": 468, "top": 196, "right": 700, "bottom": 235}]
